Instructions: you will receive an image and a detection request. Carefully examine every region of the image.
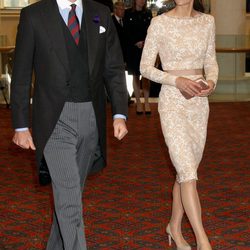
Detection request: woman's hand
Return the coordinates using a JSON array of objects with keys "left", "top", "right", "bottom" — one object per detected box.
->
[
  {"left": 197, "top": 80, "right": 215, "bottom": 97},
  {"left": 135, "top": 41, "right": 144, "bottom": 49},
  {"left": 175, "top": 77, "right": 202, "bottom": 97}
]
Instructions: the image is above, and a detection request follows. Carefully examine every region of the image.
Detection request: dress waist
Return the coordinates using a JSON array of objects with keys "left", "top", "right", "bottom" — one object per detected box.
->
[{"left": 165, "top": 69, "right": 204, "bottom": 76}]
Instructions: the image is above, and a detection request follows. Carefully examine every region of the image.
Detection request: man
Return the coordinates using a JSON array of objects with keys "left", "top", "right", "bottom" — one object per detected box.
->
[
  {"left": 112, "top": 2, "right": 126, "bottom": 61},
  {"left": 11, "top": 0, "right": 128, "bottom": 249}
]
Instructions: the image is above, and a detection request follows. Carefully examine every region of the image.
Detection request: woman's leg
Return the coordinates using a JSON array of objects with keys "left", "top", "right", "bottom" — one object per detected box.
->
[
  {"left": 132, "top": 75, "right": 143, "bottom": 113},
  {"left": 169, "top": 181, "right": 190, "bottom": 246},
  {"left": 180, "top": 180, "right": 212, "bottom": 249}
]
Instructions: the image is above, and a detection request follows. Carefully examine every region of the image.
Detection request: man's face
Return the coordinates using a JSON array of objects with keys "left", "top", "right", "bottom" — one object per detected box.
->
[{"left": 114, "top": 5, "right": 125, "bottom": 18}]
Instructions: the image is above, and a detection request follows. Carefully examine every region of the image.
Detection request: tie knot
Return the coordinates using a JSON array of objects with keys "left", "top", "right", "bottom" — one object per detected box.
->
[{"left": 71, "top": 4, "right": 76, "bottom": 11}]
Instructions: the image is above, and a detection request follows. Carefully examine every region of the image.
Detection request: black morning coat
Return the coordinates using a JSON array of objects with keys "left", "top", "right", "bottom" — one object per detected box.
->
[{"left": 11, "top": 0, "right": 128, "bottom": 184}]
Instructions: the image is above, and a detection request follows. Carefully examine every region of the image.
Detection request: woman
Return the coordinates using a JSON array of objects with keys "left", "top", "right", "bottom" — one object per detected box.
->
[
  {"left": 124, "top": 0, "right": 152, "bottom": 114},
  {"left": 140, "top": 0, "right": 218, "bottom": 249}
]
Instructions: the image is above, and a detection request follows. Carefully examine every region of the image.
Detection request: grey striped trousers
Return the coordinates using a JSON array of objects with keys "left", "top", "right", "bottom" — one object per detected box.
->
[{"left": 44, "top": 102, "right": 98, "bottom": 250}]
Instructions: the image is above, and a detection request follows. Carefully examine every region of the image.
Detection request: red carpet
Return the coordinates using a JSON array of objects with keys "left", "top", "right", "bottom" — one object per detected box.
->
[{"left": 0, "top": 102, "right": 250, "bottom": 249}]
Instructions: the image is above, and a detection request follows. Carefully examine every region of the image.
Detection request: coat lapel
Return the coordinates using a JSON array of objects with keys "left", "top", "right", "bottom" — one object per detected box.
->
[
  {"left": 40, "top": 0, "right": 70, "bottom": 78},
  {"left": 82, "top": 0, "right": 99, "bottom": 74}
]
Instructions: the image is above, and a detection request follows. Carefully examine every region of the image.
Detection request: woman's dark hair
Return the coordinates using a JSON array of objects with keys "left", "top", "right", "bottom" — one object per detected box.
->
[
  {"left": 193, "top": 0, "right": 204, "bottom": 13},
  {"left": 132, "top": 0, "right": 147, "bottom": 12}
]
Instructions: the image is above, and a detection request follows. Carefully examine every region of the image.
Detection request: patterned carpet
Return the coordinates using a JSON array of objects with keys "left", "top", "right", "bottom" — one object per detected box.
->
[{"left": 0, "top": 102, "right": 249, "bottom": 250}]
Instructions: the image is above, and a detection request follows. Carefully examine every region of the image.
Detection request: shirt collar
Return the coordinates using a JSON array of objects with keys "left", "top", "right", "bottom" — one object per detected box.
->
[
  {"left": 115, "top": 15, "right": 121, "bottom": 21},
  {"left": 56, "top": 0, "right": 83, "bottom": 10}
]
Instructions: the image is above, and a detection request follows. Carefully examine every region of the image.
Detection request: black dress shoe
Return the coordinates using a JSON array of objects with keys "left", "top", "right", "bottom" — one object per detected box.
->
[
  {"left": 128, "top": 99, "right": 135, "bottom": 105},
  {"left": 39, "top": 158, "right": 51, "bottom": 186}
]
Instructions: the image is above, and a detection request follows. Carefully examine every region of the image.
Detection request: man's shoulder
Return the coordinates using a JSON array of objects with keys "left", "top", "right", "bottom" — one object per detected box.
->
[
  {"left": 20, "top": 0, "right": 47, "bottom": 15},
  {"left": 86, "top": 0, "right": 110, "bottom": 12},
  {"left": 24, "top": 0, "right": 46, "bottom": 10},
  {"left": 112, "top": 14, "right": 119, "bottom": 23}
]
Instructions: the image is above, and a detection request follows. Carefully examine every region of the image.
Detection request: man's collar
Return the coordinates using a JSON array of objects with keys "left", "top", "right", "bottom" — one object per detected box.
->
[
  {"left": 115, "top": 14, "right": 121, "bottom": 21},
  {"left": 56, "top": 0, "right": 83, "bottom": 9}
]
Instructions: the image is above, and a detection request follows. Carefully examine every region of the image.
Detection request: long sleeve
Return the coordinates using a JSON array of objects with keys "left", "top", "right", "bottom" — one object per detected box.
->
[
  {"left": 11, "top": 8, "right": 35, "bottom": 129},
  {"left": 103, "top": 9, "right": 128, "bottom": 118},
  {"left": 204, "top": 17, "right": 219, "bottom": 86},
  {"left": 140, "top": 17, "right": 177, "bottom": 86}
]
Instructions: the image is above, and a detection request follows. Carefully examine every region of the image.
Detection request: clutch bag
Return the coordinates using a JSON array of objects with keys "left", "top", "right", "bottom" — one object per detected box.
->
[{"left": 180, "top": 78, "right": 209, "bottom": 99}]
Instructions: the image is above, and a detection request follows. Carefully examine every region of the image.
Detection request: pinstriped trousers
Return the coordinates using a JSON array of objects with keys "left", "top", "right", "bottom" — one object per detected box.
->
[{"left": 44, "top": 102, "right": 98, "bottom": 250}]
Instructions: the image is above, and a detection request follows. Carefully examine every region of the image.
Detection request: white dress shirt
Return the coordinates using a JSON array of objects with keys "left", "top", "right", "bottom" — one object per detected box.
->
[
  {"left": 115, "top": 15, "right": 123, "bottom": 26},
  {"left": 56, "top": 0, "right": 83, "bottom": 26}
]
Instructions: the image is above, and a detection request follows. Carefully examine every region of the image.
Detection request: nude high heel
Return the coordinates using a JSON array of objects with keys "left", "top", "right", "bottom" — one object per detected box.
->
[
  {"left": 166, "top": 224, "right": 191, "bottom": 250},
  {"left": 136, "top": 102, "right": 143, "bottom": 114},
  {"left": 144, "top": 102, "right": 151, "bottom": 114}
]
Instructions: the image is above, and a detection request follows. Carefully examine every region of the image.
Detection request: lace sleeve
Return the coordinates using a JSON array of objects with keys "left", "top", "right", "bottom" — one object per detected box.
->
[
  {"left": 204, "top": 16, "right": 219, "bottom": 86},
  {"left": 140, "top": 17, "right": 177, "bottom": 86}
]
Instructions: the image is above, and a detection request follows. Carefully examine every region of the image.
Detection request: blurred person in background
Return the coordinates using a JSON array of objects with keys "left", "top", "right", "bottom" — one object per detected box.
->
[
  {"left": 112, "top": 1, "right": 134, "bottom": 105},
  {"left": 124, "top": 0, "right": 152, "bottom": 114}
]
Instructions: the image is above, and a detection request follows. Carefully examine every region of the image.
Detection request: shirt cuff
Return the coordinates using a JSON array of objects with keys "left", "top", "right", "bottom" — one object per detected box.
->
[
  {"left": 113, "top": 114, "right": 126, "bottom": 120},
  {"left": 15, "top": 127, "right": 29, "bottom": 132}
]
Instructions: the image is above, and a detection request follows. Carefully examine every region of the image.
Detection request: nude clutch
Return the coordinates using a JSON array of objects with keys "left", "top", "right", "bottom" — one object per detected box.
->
[{"left": 180, "top": 78, "right": 209, "bottom": 99}]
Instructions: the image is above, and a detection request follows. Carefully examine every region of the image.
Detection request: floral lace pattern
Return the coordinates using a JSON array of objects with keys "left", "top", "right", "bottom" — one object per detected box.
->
[{"left": 140, "top": 13, "right": 218, "bottom": 183}]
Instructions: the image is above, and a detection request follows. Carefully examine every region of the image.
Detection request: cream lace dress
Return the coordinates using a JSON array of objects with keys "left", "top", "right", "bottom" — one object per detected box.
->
[{"left": 140, "top": 13, "right": 218, "bottom": 183}]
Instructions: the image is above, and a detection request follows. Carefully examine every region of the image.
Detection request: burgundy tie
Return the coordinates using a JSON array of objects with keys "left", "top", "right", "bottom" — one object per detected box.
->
[{"left": 68, "top": 4, "right": 80, "bottom": 45}]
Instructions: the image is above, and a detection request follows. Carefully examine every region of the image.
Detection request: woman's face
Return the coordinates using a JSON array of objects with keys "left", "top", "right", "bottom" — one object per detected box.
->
[
  {"left": 174, "top": 0, "right": 194, "bottom": 7},
  {"left": 135, "top": 0, "right": 146, "bottom": 9}
]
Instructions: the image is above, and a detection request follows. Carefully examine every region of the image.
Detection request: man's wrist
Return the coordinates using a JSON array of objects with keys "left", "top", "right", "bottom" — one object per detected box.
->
[
  {"left": 113, "top": 114, "right": 126, "bottom": 120},
  {"left": 15, "top": 127, "right": 29, "bottom": 132}
]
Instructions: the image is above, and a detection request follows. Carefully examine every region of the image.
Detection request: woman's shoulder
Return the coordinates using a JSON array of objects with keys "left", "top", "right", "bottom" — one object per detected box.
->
[
  {"left": 124, "top": 8, "right": 133, "bottom": 17},
  {"left": 125, "top": 8, "right": 133, "bottom": 13},
  {"left": 150, "top": 14, "right": 166, "bottom": 24},
  {"left": 201, "top": 13, "right": 215, "bottom": 22},
  {"left": 199, "top": 13, "right": 215, "bottom": 29},
  {"left": 147, "top": 15, "right": 165, "bottom": 32}
]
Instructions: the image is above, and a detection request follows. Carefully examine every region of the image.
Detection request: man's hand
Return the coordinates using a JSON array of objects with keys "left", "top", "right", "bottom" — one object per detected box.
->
[
  {"left": 12, "top": 130, "right": 36, "bottom": 150},
  {"left": 113, "top": 118, "right": 128, "bottom": 140}
]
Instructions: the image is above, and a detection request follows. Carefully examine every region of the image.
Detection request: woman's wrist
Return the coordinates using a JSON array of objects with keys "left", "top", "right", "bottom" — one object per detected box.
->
[{"left": 207, "top": 80, "right": 216, "bottom": 90}]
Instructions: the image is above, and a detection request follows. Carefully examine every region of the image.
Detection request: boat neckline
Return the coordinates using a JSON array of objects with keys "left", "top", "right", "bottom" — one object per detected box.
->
[{"left": 163, "top": 12, "right": 204, "bottom": 19}]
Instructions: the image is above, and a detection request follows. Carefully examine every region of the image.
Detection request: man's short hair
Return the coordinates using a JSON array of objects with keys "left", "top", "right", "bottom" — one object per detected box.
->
[{"left": 114, "top": 1, "right": 125, "bottom": 9}]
